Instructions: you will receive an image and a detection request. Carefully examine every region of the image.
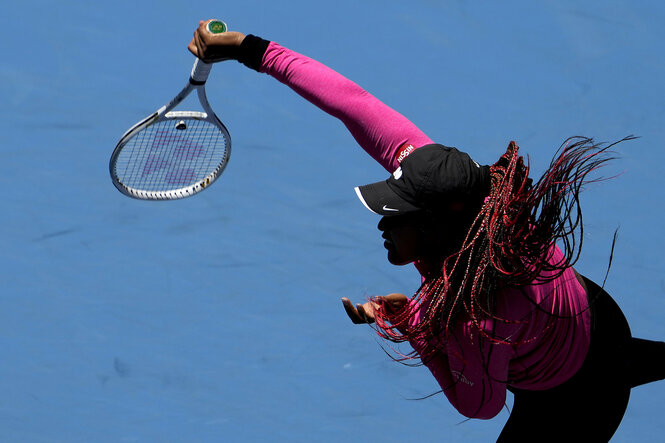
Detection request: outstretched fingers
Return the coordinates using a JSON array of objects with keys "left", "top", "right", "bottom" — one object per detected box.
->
[{"left": 342, "top": 297, "right": 378, "bottom": 324}]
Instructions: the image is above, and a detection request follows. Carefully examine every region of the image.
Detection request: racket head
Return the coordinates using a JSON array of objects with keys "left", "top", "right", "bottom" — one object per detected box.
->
[
  {"left": 110, "top": 19, "right": 231, "bottom": 200},
  {"left": 110, "top": 107, "right": 231, "bottom": 200}
]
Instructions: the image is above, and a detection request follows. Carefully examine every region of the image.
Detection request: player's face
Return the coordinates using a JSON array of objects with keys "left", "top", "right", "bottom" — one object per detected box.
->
[
  {"left": 378, "top": 211, "right": 465, "bottom": 268},
  {"left": 378, "top": 213, "right": 430, "bottom": 266}
]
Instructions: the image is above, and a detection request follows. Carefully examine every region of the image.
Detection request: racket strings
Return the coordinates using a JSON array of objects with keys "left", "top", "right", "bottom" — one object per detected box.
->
[{"left": 114, "top": 118, "right": 228, "bottom": 192}]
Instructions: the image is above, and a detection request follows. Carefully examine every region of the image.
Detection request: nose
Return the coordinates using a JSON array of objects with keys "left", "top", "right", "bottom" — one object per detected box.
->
[
  {"left": 378, "top": 217, "right": 393, "bottom": 241},
  {"left": 378, "top": 216, "right": 389, "bottom": 232}
]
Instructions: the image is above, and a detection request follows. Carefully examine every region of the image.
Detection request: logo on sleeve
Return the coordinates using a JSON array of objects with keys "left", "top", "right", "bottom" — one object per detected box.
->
[{"left": 396, "top": 143, "right": 416, "bottom": 164}]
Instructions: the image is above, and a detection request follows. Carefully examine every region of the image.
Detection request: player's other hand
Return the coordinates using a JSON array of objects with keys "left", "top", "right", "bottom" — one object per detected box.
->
[
  {"left": 188, "top": 20, "right": 246, "bottom": 63},
  {"left": 342, "top": 293, "right": 408, "bottom": 324}
]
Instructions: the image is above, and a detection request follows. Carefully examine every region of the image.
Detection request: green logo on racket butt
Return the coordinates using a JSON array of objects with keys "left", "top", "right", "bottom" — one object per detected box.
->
[{"left": 207, "top": 20, "right": 227, "bottom": 34}]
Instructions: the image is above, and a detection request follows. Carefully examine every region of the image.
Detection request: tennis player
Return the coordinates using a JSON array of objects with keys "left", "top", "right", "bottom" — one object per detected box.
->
[{"left": 188, "top": 21, "right": 665, "bottom": 442}]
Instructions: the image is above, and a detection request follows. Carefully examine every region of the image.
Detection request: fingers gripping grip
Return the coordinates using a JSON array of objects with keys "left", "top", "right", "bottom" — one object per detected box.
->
[{"left": 190, "top": 20, "right": 227, "bottom": 85}]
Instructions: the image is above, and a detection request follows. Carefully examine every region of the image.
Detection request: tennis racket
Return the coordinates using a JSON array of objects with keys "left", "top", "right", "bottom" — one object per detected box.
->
[{"left": 110, "top": 20, "right": 231, "bottom": 200}]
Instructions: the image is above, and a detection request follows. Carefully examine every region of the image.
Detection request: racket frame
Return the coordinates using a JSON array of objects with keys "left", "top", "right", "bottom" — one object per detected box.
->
[{"left": 110, "top": 59, "right": 231, "bottom": 200}]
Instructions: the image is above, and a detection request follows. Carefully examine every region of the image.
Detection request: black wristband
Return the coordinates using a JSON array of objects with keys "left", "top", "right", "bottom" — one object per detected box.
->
[{"left": 237, "top": 34, "right": 271, "bottom": 71}]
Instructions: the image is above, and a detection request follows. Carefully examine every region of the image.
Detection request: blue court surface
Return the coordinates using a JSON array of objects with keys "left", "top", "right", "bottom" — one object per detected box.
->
[{"left": 2, "top": 1, "right": 664, "bottom": 441}]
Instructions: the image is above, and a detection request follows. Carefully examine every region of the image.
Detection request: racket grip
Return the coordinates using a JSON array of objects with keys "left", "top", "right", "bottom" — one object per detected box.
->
[
  {"left": 190, "top": 58, "right": 212, "bottom": 84},
  {"left": 190, "top": 20, "right": 227, "bottom": 84}
]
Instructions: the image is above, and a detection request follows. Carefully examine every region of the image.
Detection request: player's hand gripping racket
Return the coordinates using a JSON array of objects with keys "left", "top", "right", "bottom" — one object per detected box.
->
[{"left": 110, "top": 20, "right": 231, "bottom": 200}]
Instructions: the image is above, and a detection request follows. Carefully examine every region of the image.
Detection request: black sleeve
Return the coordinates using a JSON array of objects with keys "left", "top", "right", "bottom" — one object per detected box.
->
[{"left": 237, "top": 34, "right": 271, "bottom": 71}]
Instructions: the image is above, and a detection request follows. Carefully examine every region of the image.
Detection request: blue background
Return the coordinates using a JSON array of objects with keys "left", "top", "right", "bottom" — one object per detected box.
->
[{"left": 2, "top": 1, "right": 664, "bottom": 441}]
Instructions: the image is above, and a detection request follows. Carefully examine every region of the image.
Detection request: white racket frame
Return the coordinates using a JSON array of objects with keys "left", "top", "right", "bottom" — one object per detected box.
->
[{"left": 109, "top": 59, "right": 231, "bottom": 200}]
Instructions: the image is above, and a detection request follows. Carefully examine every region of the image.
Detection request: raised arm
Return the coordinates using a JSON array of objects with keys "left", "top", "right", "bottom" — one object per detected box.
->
[
  {"left": 258, "top": 42, "right": 433, "bottom": 172},
  {"left": 189, "top": 20, "right": 433, "bottom": 172}
]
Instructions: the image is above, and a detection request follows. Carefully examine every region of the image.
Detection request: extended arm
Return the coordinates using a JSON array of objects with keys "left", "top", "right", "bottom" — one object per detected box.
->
[
  {"left": 344, "top": 294, "right": 512, "bottom": 419},
  {"left": 258, "top": 42, "right": 433, "bottom": 171},
  {"left": 189, "top": 20, "right": 433, "bottom": 172}
]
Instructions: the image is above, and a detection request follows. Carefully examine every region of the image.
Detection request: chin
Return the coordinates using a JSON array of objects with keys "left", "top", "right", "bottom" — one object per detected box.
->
[{"left": 387, "top": 252, "right": 411, "bottom": 266}]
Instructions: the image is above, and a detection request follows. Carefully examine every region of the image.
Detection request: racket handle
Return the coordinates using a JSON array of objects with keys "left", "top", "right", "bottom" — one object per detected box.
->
[
  {"left": 191, "top": 58, "right": 212, "bottom": 84},
  {"left": 190, "top": 20, "right": 228, "bottom": 84}
]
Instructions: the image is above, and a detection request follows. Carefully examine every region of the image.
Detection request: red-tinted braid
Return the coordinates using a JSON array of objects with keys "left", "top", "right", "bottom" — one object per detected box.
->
[{"left": 373, "top": 136, "right": 634, "bottom": 361}]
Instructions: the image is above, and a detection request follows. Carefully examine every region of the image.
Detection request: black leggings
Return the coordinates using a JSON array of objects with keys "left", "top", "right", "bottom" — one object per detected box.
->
[{"left": 497, "top": 277, "right": 665, "bottom": 442}]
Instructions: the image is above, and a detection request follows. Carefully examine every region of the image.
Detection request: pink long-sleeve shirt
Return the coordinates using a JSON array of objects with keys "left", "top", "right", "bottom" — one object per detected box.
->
[
  {"left": 259, "top": 42, "right": 591, "bottom": 419},
  {"left": 260, "top": 42, "right": 433, "bottom": 172}
]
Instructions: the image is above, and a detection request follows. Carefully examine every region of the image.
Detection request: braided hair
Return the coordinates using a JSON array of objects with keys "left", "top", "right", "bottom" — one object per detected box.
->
[{"left": 373, "top": 136, "right": 634, "bottom": 361}]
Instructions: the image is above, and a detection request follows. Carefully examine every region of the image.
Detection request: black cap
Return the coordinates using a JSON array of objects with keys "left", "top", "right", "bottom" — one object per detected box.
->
[{"left": 354, "top": 144, "right": 489, "bottom": 216}]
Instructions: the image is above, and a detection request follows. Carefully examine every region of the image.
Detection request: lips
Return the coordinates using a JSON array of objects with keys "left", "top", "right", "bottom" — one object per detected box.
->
[{"left": 380, "top": 229, "right": 394, "bottom": 250}]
